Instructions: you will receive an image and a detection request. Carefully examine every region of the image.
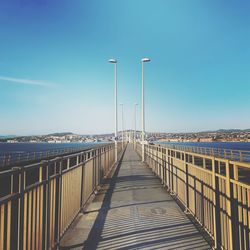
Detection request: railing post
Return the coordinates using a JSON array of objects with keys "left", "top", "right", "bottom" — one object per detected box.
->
[
  {"left": 55, "top": 160, "right": 62, "bottom": 248},
  {"left": 160, "top": 147, "right": 163, "bottom": 183},
  {"left": 10, "top": 168, "right": 20, "bottom": 250},
  {"left": 98, "top": 149, "right": 101, "bottom": 185},
  {"left": 11, "top": 168, "right": 25, "bottom": 250},
  {"left": 67, "top": 158, "right": 70, "bottom": 169},
  {"left": 18, "top": 167, "right": 25, "bottom": 250},
  {"left": 169, "top": 151, "right": 174, "bottom": 194},
  {"left": 162, "top": 148, "right": 166, "bottom": 186},
  {"left": 45, "top": 162, "right": 50, "bottom": 250},
  {"left": 239, "top": 152, "right": 243, "bottom": 162},
  {"left": 167, "top": 150, "right": 170, "bottom": 190},
  {"left": 203, "top": 158, "right": 206, "bottom": 169},
  {"left": 184, "top": 153, "right": 189, "bottom": 213},
  {"left": 225, "top": 160, "right": 233, "bottom": 250},
  {"left": 93, "top": 150, "right": 96, "bottom": 189},
  {"left": 142, "top": 142, "right": 145, "bottom": 162},
  {"left": 76, "top": 155, "right": 79, "bottom": 166},
  {"left": 231, "top": 164, "right": 240, "bottom": 249},
  {"left": 212, "top": 157, "right": 220, "bottom": 249},
  {"left": 157, "top": 147, "right": 159, "bottom": 176},
  {"left": 157, "top": 147, "right": 161, "bottom": 179},
  {"left": 154, "top": 146, "right": 157, "bottom": 172},
  {"left": 159, "top": 147, "right": 162, "bottom": 179},
  {"left": 80, "top": 154, "right": 86, "bottom": 207}
]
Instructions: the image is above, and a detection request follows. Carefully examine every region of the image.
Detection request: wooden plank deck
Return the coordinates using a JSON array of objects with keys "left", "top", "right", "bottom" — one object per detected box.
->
[{"left": 60, "top": 144, "right": 211, "bottom": 250}]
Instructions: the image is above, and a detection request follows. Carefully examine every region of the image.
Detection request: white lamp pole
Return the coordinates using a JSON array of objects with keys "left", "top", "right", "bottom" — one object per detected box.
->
[
  {"left": 134, "top": 103, "right": 138, "bottom": 149},
  {"left": 120, "top": 103, "right": 124, "bottom": 149},
  {"left": 109, "top": 59, "right": 118, "bottom": 162},
  {"left": 141, "top": 58, "right": 151, "bottom": 161}
]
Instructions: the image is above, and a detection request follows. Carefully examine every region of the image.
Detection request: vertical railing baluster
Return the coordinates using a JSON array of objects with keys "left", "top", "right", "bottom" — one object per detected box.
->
[
  {"left": 55, "top": 159, "right": 62, "bottom": 248},
  {"left": 10, "top": 168, "right": 20, "bottom": 250},
  {"left": 240, "top": 152, "right": 243, "bottom": 162},
  {"left": 45, "top": 162, "right": 50, "bottom": 250},
  {"left": 225, "top": 160, "right": 233, "bottom": 250},
  {"left": 184, "top": 153, "right": 189, "bottom": 213},
  {"left": 18, "top": 167, "right": 25, "bottom": 250},
  {"left": 80, "top": 154, "right": 86, "bottom": 208}
]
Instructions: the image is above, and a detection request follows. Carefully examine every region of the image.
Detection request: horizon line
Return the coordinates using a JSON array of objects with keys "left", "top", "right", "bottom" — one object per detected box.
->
[{"left": 1, "top": 128, "right": 250, "bottom": 137}]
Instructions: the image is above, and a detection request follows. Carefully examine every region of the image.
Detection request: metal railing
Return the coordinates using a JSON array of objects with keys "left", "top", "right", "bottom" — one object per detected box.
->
[
  {"left": 0, "top": 142, "right": 123, "bottom": 250},
  {"left": 158, "top": 143, "right": 250, "bottom": 162},
  {"left": 138, "top": 143, "right": 250, "bottom": 250},
  {"left": 0, "top": 144, "right": 107, "bottom": 168}
]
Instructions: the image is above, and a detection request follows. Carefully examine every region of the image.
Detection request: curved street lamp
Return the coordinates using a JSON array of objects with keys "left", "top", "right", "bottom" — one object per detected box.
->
[
  {"left": 141, "top": 57, "right": 151, "bottom": 161},
  {"left": 109, "top": 58, "right": 118, "bottom": 162}
]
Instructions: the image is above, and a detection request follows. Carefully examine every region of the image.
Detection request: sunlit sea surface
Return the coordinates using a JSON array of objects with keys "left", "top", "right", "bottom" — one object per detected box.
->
[{"left": 0, "top": 142, "right": 106, "bottom": 154}]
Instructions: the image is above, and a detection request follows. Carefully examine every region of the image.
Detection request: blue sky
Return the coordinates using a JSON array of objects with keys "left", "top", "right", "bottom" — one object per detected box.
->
[{"left": 0, "top": 0, "right": 249, "bottom": 135}]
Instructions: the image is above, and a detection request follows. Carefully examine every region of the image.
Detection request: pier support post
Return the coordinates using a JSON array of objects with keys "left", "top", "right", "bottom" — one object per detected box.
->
[
  {"left": 142, "top": 143, "right": 145, "bottom": 162},
  {"left": 115, "top": 141, "right": 118, "bottom": 163}
]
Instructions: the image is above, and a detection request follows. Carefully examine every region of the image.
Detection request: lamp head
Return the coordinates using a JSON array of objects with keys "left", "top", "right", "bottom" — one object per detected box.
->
[
  {"left": 108, "top": 59, "right": 117, "bottom": 63},
  {"left": 141, "top": 58, "right": 151, "bottom": 62}
]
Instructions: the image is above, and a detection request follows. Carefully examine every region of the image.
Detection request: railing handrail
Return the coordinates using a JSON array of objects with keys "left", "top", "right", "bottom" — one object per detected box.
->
[
  {"left": 157, "top": 142, "right": 250, "bottom": 162},
  {"left": 0, "top": 143, "right": 110, "bottom": 168}
]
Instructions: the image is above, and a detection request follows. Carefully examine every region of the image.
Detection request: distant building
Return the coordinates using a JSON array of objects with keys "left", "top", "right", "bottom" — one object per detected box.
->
[{"left": 7, "top": 139, "right": 17, "bottom": 143}]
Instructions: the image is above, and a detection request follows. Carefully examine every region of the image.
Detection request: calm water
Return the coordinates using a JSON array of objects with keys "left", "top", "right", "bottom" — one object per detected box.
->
[
  {"left": 157, "top": 141, "right": 250, "bottom": 151},
  {"left": 1, "top": 142, "right": 250, "bottom": 154},
  {"left": 0, "top": 142, "right": 106, "bottom": 154}
]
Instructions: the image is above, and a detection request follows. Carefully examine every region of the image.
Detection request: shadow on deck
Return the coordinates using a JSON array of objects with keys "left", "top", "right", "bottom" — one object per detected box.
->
[{"left": 60, "top": 144, "right": 212, "bottom": 250}]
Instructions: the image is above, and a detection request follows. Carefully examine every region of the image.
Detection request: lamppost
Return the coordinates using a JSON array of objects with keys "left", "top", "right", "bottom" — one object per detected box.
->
[
  {"left": 134, "top": 103, "right": 138, "bottom": 149},
  {"left": 120, "top": 103, "right": 124, "bottom": 149},
  {"left": 109, "top": 58, "right": 118, "bottom": 162},
  {"left": 141, "top": 58, "right": 151, "bottom": 162}
]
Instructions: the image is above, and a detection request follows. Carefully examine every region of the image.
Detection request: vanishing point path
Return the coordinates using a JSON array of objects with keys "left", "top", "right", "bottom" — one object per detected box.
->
[{"left": 60, "top": 144, "right": 211, "bottom": 250}]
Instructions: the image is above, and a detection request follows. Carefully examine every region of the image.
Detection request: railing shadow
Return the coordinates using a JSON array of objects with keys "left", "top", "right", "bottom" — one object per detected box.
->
[
  {"left": 60, "top": 145, "right": 127, "bottom": 250},
  {"left": 82, "top": 149, "right": 126, "bottom": 249}
]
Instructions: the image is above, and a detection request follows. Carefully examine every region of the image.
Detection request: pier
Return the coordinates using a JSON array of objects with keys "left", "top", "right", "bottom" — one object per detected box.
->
[
  {"left": 0, "top": 142, "right": 250, "bottom": 249},
  {"left": 1, "top": 1, "right": 249, "bottom": 249}
]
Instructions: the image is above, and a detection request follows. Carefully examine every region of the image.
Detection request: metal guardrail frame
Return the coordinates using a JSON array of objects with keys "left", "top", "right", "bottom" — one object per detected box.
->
[
  {"left": 0, "top": 142, "right": 123, "bottom": 250},
  {"left": 137, "top": 142, "right": 250, "bottom": 250},
  {"left": 158, "top": 143, "right": 250, "bottom": 163},
  {"left": 0, "top": 143, "right": 108, "bottom": 168}
]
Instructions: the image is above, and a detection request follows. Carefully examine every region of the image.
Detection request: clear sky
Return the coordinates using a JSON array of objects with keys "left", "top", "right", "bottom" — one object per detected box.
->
[{"left": 0, "top": 0, "right": 249, "bottom": 135}]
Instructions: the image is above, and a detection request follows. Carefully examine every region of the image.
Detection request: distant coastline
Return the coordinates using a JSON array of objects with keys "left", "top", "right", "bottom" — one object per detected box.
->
[{"left": 1, "top": 129, "right": 250, "bottom": 143}]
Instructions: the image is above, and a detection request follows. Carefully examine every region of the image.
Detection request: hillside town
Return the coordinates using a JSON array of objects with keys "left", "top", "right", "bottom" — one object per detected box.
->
[
  {"left": 1, "top": 133, "right": 112, "bottom": 143},
  {"left": 148, "top": 129, "right": 250, "bottom": 142},
  {"left": 1, "top": 129, "right": 250, "bottom": 143}
]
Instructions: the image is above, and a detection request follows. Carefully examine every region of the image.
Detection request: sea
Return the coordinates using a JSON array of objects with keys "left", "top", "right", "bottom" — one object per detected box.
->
[
  {"left": 1, "top": 141, "right": 250, "bottom": 154},
  {"left": 0, "top": 142, "right": 106, "bottom": 154}
]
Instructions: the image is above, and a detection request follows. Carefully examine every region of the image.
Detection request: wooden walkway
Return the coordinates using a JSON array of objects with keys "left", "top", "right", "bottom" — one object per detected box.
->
[{"left": 60, "top": 144, "right": 211, "bottom": 250}]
